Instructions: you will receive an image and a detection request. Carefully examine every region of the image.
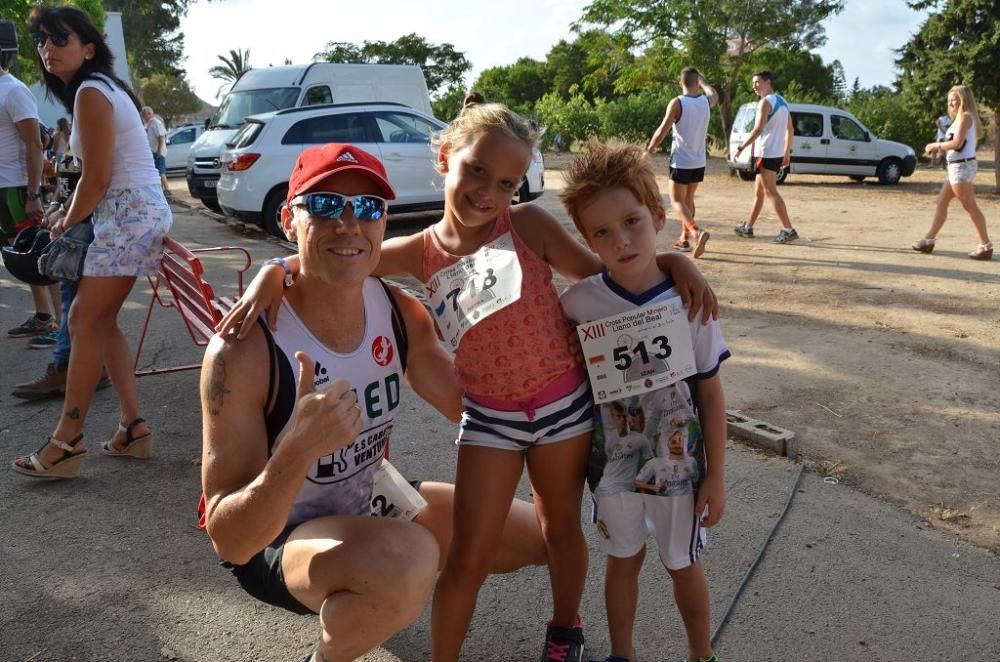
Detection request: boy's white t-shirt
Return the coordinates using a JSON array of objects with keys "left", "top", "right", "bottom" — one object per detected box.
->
[{"left": 561, "top": 272, "right": 730, "bottom": 498}]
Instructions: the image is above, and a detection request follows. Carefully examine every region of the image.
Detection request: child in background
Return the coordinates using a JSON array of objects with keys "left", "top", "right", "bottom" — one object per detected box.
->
[
  {"left": 560, "top": 142, "right": 729, "bottom": 662},
  {"left": 218, "top": 105, "right": 717, "bottom": 661}
]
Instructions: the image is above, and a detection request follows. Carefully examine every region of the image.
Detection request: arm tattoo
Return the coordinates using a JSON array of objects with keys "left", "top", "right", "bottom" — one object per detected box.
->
[{"left": 207, "top": 355, "right": 231, "bottom": 416}]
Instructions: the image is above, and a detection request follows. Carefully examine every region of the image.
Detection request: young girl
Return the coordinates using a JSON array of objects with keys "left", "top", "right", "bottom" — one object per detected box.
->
[{"left": 220, "top": 103, "right": 716, "bottom": 661}]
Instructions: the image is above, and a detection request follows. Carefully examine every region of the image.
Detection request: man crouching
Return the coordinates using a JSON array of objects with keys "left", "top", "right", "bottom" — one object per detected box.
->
[{"left": 199, "top": 144, "right": 538, "bottom": 661}]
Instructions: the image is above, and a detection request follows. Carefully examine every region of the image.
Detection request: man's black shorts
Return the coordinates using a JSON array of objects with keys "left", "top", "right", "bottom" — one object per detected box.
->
[
  {"left": 755, "top": 157, "right": 784, "bottom": 173},
  {"left": 668, "top": 167, "right": 705, "bottom": 184},
  {"left": 220, "top": 480, "right": 425, "bottom": 616},
  {"left": 222, "top": 524, "right": 314, "bottom": 615}
]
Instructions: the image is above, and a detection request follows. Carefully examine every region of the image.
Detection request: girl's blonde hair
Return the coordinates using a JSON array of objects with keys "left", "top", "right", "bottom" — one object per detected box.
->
[
  {"left": 949, "top": 85, "right": 982, "bottom": 140},
  {"left": 432, "top": 102, "right": 542, "bottom": 173}
]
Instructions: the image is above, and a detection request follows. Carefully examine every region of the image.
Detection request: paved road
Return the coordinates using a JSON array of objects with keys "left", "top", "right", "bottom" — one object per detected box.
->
[{"left": 1, "top": 199, "right": 997, "bottom": 661}]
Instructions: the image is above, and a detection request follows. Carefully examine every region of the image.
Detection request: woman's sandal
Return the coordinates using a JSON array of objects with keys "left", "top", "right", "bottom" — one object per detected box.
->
[
  {"left": 101, "top": 417, "right": 154, "bottom": 459},
  {"left": 12, "top": 434, "right": 86, "bottom": 479},
  {"left": 912, "top": 237, "right": 935, "bottom": 254},
  {"left": 969, "top": 242, "right": 993, "bottom": 261}
]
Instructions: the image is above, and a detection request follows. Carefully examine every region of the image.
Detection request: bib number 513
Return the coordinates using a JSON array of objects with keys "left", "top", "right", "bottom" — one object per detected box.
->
[{"left": 613, "top": 336, "right": 671, "bottom": 370}]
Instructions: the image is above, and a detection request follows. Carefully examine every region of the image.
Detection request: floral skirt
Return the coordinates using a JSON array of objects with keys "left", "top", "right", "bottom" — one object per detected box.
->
[{"left": 83, "top": 185, "right": 172, "bottom": 278}]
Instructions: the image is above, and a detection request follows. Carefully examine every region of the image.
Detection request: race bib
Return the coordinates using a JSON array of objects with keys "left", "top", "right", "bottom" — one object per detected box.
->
[
  {"left": 369, "top": 460, "right": 427, "bottom": 521},
  {"left": 577, "top": 297, "right": 697, "bottom": 404},
  {"left": 424, "top": 232, "right": 522, "bottom": 350}
]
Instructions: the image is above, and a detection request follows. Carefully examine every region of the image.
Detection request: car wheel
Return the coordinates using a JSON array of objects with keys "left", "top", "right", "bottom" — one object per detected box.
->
[
  {"left": 203, "top": 198, "right": 222, "bottom": 213},
  {"left": 775, "top": 167, "right": 789, "bottom": 185},
  {"left": 877, "top": 158, "right": 903, "bottom": 185},
  {"left": 512, "top": 180, "right": 530, "bottom": 205},
  {"left": 736, "top": 169, "right": 755, "bottom": 182},
  {"left": 263, "top": 186, "right": 288, "bottom": 240},
  {"left": 850, "top": 175, "right": 866, "bottom": 182}
]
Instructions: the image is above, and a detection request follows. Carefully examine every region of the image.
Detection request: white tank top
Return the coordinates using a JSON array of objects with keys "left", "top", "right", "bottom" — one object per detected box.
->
[
  {"left": 671, "top": 95, "right": 710, "bottom": 169},
  {"left": 946, "top": 115, "right": 977, "bottom": 162},
  {"left": 70, "top": 74, "right": 160, "bottom": 190},
  {"left": 265, "top": 278, "right": 407, "bottom": 526},
  {"left": 756, "top": 93, "right": 790, "bottom": 159}
]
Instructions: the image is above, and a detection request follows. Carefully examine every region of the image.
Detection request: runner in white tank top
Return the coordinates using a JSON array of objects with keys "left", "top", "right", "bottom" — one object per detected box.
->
[
  {"left": 647, "top": 67, "right": 718, "bottom": 258},
  {"left": 733, "top": 71, "right": 798, "bottom": 243}
]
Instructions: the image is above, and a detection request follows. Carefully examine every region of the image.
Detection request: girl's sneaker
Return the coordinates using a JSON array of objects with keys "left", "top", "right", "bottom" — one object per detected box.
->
[
  {"left": 734, "top": 223, "right": 754, "bottom": 238},
  {"left": 541, "top": 617, "right": 585, "bottom": 662},
  {"left": 673, "top": 239, "right": 692, "bottom": 252}
]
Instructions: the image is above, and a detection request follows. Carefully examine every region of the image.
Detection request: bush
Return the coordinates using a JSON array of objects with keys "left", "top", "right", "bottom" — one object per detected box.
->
[
  {"left": 847, "top": 88, "right": 926, "bottom": 154},
  {"left": 595, "top": 89, "right": 673, "bottom": 143},
  {"left": 533, "top": 93, "right": 600, "bottom": 150}
]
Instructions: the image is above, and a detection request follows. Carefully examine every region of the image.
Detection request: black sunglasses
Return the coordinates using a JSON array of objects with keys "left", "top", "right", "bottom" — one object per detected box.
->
[
  {"left": 289, "top": 192, "right": 388, "bottom": 222},
  {"left": 31, "top": 31, "right": 71, "bottom": 49}
]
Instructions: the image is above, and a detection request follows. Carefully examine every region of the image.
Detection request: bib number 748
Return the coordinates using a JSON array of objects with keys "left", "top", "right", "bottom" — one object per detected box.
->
[{"left": 613, "top": 336, "right": 671, "bottom": 370}]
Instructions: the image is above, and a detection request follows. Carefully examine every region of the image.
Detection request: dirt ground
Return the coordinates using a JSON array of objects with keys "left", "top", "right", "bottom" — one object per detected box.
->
[{"left": 540, "top": 151, "right": 999, "bottom": 552}]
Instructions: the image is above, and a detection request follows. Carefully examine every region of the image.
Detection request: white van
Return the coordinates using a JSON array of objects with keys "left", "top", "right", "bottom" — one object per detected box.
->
[
  {"left": 186, "top": 63, "right": 432, "bottom": 211},
  {"left": 728, "top": 102, "right": 916, "bottom": 185}
]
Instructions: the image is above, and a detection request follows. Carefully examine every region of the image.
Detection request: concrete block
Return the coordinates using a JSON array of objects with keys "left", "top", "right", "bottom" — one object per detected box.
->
[{"left": 726, "top": 409, "right": 796, "bottom": 456}]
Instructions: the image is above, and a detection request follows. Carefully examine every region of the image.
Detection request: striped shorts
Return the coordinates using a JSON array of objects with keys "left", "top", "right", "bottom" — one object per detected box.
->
[{"left": 458, "top": 366, "right": 594, "bottom": 450}]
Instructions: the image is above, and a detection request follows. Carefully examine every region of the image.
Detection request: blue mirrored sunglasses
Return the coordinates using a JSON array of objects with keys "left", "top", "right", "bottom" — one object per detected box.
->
[{"left": 289, "top": 192, "right": 387, "bottom": 222}]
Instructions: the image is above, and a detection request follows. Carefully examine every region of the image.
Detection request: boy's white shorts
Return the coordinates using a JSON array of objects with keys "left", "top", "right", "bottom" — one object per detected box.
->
[{"left": 592, "top": 490, "right": 705, "bottom": 570}]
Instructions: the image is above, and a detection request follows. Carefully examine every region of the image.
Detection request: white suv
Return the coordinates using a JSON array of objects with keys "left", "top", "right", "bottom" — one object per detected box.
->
[{"left": 217, "top": 102, "right": 545, "bottom": 237}]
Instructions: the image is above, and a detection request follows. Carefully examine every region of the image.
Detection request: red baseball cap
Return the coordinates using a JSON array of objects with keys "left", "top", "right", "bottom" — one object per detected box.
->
[{"left": 286, "top": 143, "right": 396, "bottom": 204}]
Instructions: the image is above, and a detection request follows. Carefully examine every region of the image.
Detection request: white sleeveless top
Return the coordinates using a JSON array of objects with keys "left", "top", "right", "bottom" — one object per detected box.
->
[
  {"left": 946, "top": 115, "right": 977, "bottom": 162},
  {"left": 266, "top": 278, "right": 406, "bottom": 526},
  {"left": 70, "top": 74, "right": 160, "bottom": 189},
  {"left": 756, "top": 93, "right": 790, "bottom": 159},
  {"left": 671, "top": 95, "right": 710, "bottom": 169}
]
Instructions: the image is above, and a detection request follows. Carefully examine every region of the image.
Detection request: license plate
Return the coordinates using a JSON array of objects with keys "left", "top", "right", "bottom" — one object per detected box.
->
[{"left": 204, "top": 180, "right": 217, "bottom": 189}]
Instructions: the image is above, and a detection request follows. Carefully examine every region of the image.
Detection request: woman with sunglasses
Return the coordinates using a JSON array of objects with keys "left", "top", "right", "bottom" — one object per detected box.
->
[{"left": 13, "top": 6, "right": 172, "bottom": 479}]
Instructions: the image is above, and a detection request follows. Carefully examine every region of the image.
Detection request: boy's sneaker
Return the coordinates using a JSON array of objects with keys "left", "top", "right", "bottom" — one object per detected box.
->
[
  {"left": 734, "top": 223, "right": 754, "bottom": 238},
  {"left": 7, "top": 315, "right": 56, "bottom": 337},
  {"left": 672, "top": 239, "right": 692, "bottom": 252},
  {"left": 693, "top": 230, "right": 711, "bottom": 258},
  {"left": 773, "top": 228, "right": 799, "bottom": 244},
  {"left": 28, "top": 323, "right": 60, "bottom": 349},
  {"left": 541, "top": 618, "right": 585, "bottom": 662}
]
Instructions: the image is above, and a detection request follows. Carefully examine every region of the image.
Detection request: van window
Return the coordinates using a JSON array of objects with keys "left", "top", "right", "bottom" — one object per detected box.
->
[
  {"left": 791, "top": 112, "right": 823, "bottom": 138},
  {"left": 373, "top": 111, "right": 440, "bottom": 144},
  {"left": 735, "top": 105, "right": 756, "bottom": 133},
  {"left": 282, "top": 113, "right": 370, "bottom": 144},
  {"left": 304, "top": 86, "right": 333, "bottom": 106},
  {"left": 212, "top": 88, "right": 299, "bottom": 129},
  {"left": 831, "top": 115, "right": 867, "bottom": 141}
]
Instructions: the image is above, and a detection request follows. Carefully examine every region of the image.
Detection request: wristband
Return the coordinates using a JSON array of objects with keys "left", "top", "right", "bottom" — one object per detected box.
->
[{"left": 265, "top": 257, "right": 294, "bottom": 288}]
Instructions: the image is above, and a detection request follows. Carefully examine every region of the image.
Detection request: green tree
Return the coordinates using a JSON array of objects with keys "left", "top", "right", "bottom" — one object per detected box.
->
[
  {"left": 533, "top": 92, "right": 600, "bottom": 149},
  {"left": 103, "top": 0, "right": 192, "bottom": 80},
  {"left": 474, "top": 57, "right": 550, "bottom": 108},
  {"left": 574, "top": 0, "right": 844, "bottom": 136},
  {"left": 432, "top": 85, "right": 467, "bottom": 120},
  {"left": 897, "top": 0, "right": 1000, "bottom": 190},
  {"left": 140, "top": 72, "right": 201, "bottom": 126},
  {"left": 316, "top": 33, "right": 471, "bottom": 95},
  {"left": 209, "top": 48, "right": 251, "bottom": 97}
]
